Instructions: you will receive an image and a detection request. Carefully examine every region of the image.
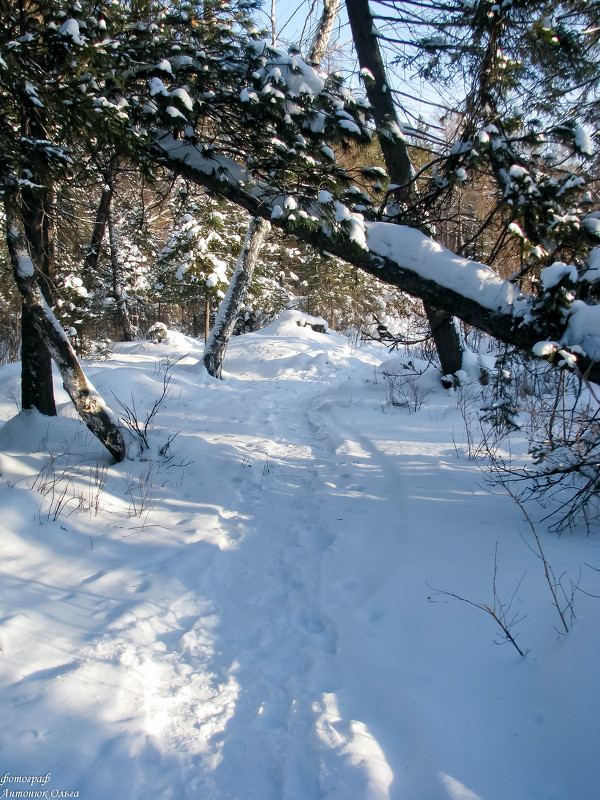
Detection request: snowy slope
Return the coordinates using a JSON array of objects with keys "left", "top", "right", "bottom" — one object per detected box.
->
[{"left": 0, "top": 314, "right": 599, "bottom": 800}]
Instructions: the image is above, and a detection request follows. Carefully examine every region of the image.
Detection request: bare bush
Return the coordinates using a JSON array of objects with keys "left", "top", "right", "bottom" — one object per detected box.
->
[
  {"left": 502, "top": 371, "right": 600, "bottom": 534},
  {"left": 503, "top": 483, "right": 576, "bottom": 634},
  {"left": 125, "top": 459, "right": 157, "bottom": 520},
  {"left": 114, "top": 355, "right": 184, "bottom": 455},
  {"left": 380, "top": 360, "right": 433, "bottom": 413},
  {"left": 30, "top": 452, "right": 109, "bottom": 522}
]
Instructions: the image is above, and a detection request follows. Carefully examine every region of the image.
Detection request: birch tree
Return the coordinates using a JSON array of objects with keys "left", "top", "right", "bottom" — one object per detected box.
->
[
  {"left": 203, "top": 216, "right": 269, "bottom": 377},
  {"left": 203, "top": 0, "right": 346, "bottom": 378}
]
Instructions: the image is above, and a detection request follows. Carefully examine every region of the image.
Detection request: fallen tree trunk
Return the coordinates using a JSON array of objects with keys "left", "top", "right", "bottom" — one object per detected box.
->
[
  {"left": 152, "top": 134, "right": 600, "bottom": 385},
  {"left": 6, "top": 217, "right": 126, "bottom": 462}
]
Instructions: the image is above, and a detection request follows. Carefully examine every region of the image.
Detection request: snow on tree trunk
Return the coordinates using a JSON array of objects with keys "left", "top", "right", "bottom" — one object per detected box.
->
[
  {"left": 345, "top": 0, "right": 464, "bottom": 378},
  {"left": 6, "top": 218, "right": 126, "bottom": 462},
  {"left": 203, "top": 217, "right": 269, "bottom": 378},
  {"left": 108, "top": 209, "right": 135, "bottom": 342}
]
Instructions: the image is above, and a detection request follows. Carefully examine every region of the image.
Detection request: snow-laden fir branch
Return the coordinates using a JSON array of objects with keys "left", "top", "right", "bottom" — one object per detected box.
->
[{"left": 153, "top": 131, "right": 600, "bottom": 384}]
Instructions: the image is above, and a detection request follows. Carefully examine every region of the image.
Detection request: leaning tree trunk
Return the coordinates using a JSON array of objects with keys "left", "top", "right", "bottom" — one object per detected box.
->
[
  {"left": 155, "top": 134, "right": 600, "bottom": 385},
  {"left": 6, "top": 215, "right": 126, "bottom": 462},
  {"left": 203, "top": 2, "right": 339, "bottom": 379},
  {"left": 345, "top": 0, "right": 464, "bottom": 378},
  {"left": 203, "top": 217, "right": 269, "bottom": 377}
]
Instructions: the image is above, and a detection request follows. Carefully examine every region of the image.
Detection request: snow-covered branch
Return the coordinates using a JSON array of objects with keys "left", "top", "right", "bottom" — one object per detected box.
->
[{"left": 153, "top": 134, "right": 600, "bottom": 384}]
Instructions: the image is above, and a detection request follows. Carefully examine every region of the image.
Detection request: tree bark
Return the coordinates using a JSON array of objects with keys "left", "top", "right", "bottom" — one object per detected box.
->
[
  {"left": 84, "top": 156, "right": 118, "bottom": 274},
  {"left": 345, "top": 0, "right": 464, "bottom": 378},
  {"left": 204, "top": 217, "right": 269, "bottom": 377},
  {"left": 21, "top": 303, "right": 56, "bottom": 415},
  {"left": 20, "top": 175, "right": 57, "bottom": 415},
  {"left": 307, "top": 0, "right": 342, "bottom": 67},
  {"left": 6, "top": 213, "right": 126, "bottom": 461},
  {"left": 205, "top": 294, "right": 210, "bottom": 343},
  {"left": 345, "top": 0, "right": 412, "bottom": 194},
  {"left": 16, "top": 10, "right": 57, "bottom": 415},
  {"left": 423, "top": 305, "right": 463, "bottom": 379}
]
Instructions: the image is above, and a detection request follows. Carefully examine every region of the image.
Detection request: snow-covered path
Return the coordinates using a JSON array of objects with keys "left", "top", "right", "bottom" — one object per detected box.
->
[
  {"left": 179, "top": 324, "right": 390, "bottom": 799},
  {"left": 1, "top": 315, "right": 599, "bottom": 799}
]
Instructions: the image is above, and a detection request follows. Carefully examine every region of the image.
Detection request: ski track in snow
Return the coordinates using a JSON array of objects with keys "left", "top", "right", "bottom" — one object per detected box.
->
[{"left": 1, "top": 319, "right": 599, "bottom": 800}]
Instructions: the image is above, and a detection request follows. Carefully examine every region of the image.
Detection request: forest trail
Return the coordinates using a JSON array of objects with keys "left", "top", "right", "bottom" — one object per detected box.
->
[
  {"left": 1, "top": 316, "right": 598, "bottom": 800},
  {"left": 170, "top": 320, "right": 393, "bottom": 799}
]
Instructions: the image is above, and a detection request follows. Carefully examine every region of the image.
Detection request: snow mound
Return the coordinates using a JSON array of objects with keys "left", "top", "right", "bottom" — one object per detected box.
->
[
  {"left": 260, "top": 309, "right": 329, "bottom": 337},
  {"left": 113, "top": 329, "right": 204, "bottom": 358},
  {"left": 0, "top": 408, "right": 107, "bottom": 460}
]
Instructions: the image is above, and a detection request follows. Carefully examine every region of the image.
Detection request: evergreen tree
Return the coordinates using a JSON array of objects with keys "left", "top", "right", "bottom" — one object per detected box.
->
[{"left": 364, "top": 0, "right": 598, "bottom": 267}]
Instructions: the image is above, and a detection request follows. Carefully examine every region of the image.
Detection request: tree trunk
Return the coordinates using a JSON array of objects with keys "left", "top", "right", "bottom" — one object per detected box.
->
[
  {"left": 6, "top": 214, "right": 126, "bottom": 462},
  {"left": 21, "top": 303, "right": 56, "bottom": 415},
  {"left": 17, "top": 90, "right": 58, "bottom": 414},
  {"left": 424, "top": 306, "right": 464, "bottom": 377},
  {"left": 270, "top": 0, "right": 276, "bottom": 45},
  {"left": 84, "top": 156, "right": 118, "bottom": 274},
  {"left": 20, "top": 180, "right": 57, "bottom": 415},
  {"left": 345, "top": 0, "right": 464, "bottom": 378},
  {"left": 204, "top": 217, "right": 269, "bottom": 378},
  {"left": 307, "top": 0, "right": 342, "bottom": 66},
  {"left": 345, "top": 0, "right": 412, "bottom": 193},
  {"left": 108, "top": 208, "right": 135, "bottom": 341},
  {"left": 424, "top": 306, "right": 463, "bottom": 380},
  {"left": 204, "top": 295, "right": 210, "bottom": 342}
]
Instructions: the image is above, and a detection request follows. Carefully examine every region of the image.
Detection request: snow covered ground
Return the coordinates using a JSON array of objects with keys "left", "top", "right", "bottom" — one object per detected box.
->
[{"left": 0, "top": 313, "right": 599, "bottom": 800}]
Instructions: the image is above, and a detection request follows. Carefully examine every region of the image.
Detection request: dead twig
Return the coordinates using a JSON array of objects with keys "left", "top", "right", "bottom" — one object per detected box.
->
[
  {"left": 503, "top": 484, "right": 573, "bottom": 634},
  {"left": 428, "top": 545, "right": 528, "bottom": 657}
]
